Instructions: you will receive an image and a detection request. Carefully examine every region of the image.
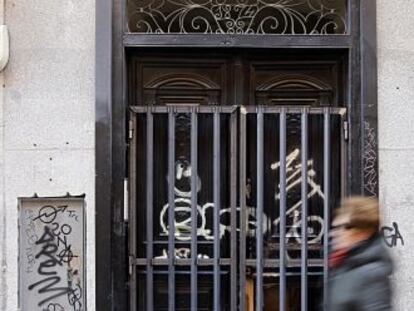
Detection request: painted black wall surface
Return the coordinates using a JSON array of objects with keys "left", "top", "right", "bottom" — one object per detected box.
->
[
  {"left": 95, "top": 0, "right": 113, "bottom": 309},
  {"left": 95, "top": 0, "right": 378, "bottom": 310}
]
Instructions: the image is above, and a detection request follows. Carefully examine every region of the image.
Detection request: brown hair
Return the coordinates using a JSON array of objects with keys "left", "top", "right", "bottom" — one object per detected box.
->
[{"left": 337, "top": 196, "right": 380, "bottom": 233}]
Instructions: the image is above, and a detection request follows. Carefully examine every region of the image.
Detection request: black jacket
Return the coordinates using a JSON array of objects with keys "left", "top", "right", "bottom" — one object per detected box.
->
[{"left": 327, "top": 234, "right": 393, "bottom": 311}]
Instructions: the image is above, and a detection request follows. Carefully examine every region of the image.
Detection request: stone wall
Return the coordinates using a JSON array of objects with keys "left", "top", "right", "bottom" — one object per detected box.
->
[
  {"left": 0, "top": 1, "right": 95, "bottom": 310},
  {"left": 378, "top": 1, "right": 414, "bottom": 310}
]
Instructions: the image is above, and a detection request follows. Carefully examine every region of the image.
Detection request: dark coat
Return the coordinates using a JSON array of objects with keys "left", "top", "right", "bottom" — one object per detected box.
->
[{"left": 327, "top": 234, "right": 393, "bottom": 311}]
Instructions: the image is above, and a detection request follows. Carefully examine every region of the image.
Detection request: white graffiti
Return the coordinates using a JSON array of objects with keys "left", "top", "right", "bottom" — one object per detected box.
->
[
  {"left": 173, "top": 160, "right": 201, "bottom": 198},
  {"left": 363, "top": 121, "right": 378, "bottom": 196},
  {"left": 159, "top": 199, "right": 215, "bottom": 240},
  {"left": 155, "top": 248, "right": 210, "bottom": 259},
  {"left": 160, "top": 152, "right": 325, "bottom": 244},
  {"left": 271, "top": 148, "right": 325, "bottom": 202},
  {"left": 160, "top": 159, "right": 218, "bottom": 240},
  {"left": 270, "top": 148, "right": 325, "bottom": 244}
]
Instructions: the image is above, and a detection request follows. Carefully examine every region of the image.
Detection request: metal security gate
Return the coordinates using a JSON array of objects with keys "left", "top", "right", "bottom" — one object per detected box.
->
[
  {"left": 97, "top": 1, "right": 379, "bottom": 310},
  {"left": 128, "top": 105, "right": 346, "bottom": 311}
]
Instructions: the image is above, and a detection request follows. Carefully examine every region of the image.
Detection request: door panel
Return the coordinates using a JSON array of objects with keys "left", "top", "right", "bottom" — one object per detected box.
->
[{"left": 130, "top": 107, "right": 238, "bottom": 311}]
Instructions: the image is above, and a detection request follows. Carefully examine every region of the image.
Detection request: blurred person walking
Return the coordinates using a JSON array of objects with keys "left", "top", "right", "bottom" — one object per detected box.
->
[{"left": 327, "top": 196, "right": 393, "bottom": 310}]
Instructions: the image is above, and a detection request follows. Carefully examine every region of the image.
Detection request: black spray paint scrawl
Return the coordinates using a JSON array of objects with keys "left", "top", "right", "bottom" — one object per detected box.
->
[
  {"left": 381, "top": 222, "right": 404, "bottom": 248},
  {"left": 19, "top": 197, "right": 85, "bottom": 311}
]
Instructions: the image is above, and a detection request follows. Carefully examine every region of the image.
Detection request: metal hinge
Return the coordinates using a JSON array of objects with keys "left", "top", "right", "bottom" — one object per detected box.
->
[
  {"left": 343, "top": 120, "right": 349, "bottom": 141},
  {"left": 128, "top": 120, "right": 134, "bottom": 140},
  {"left": 129, "top": 255, "right": 135, "bottom": 275},
  {"left": 124, "top": 178, "right": 129, "bottom": 221}
]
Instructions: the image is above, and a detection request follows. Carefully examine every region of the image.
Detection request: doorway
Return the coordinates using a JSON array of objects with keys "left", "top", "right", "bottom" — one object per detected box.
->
[{"left": 127, "top": 50, "right": 347, "bottom": 310}]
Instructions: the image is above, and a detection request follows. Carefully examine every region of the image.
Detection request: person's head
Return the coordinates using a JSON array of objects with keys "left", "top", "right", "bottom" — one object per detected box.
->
[{"left": 330, "top": 196, "right": 380, "bottom": 250}]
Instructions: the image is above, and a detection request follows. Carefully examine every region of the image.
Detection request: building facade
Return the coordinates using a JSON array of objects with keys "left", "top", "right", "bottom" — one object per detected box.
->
[{"left": 0, "top": 0, "right": 413, "bottom": 310}]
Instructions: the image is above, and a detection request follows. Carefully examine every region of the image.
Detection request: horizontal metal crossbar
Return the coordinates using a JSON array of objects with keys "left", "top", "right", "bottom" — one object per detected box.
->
[
  {"left": 134, "top": 258, "right": 325, "bottom": 267},
  {"left": 130, "top": 105, "right": 346, "bottom": 115},
  {"left": 123, "top": 34, "right": 353, "bottom": 49},
  {"left": 135, "top": 258, "right": 233, "bottom": 266},
  {"left": 240, "top": 106, "right": 346, "bottom": 115},
  {"left": 130, "top": 105, "right": 237, "bottom": 114}
]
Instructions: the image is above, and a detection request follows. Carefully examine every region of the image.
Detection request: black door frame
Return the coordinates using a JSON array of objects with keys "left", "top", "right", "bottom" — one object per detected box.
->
[{"left": 95, "top": 1, "right": 378, "bottom": 310}]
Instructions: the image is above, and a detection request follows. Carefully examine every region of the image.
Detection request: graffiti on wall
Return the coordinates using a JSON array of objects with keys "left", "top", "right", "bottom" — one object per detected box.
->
[
  {"left": 363, "top": 121, "right": 378, "bottom": 196},
  {"left": 19, "top": 197, "right": 85, "bottom": 311},
  {"left": 381, "top": 222, "right": 404, "bottom": 248},
  {"left": 158, "top": 148, "right": 325, "bottom": 258}
]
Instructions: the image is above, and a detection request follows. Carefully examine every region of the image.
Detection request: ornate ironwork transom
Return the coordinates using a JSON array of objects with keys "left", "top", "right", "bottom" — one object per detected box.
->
[{"left": 127, "top": 0, "right": 348, "bottom": 34}]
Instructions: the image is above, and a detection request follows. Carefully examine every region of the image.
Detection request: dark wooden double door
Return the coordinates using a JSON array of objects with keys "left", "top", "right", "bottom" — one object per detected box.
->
[{"left": 128, "top": 50, "right": 347, "bottom": 310}]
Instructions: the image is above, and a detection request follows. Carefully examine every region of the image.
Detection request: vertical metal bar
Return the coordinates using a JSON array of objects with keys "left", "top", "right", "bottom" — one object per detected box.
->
[
  {"left": 230, "top": 112, "right": 238, "bottom": 311},
  {"left": 146, "top": 112, "right": 154, "bottom": 311},
  {"left": 168, "top": 109, "right": 176, "bottom": 311},
  {"left": 233, "top": 62, "right": 244, "bottom": 311},
  {"left": 301, "top": 109, "right": 309, "bottom": 311},
  {"left": 256, "top": 108, "right": 264, "bottom": 311},
  {"left": 129, "top": 114, "right": 137, "bottom": 311},
  {"left": 323, "top": 108, "right": 331, "bottom": 310},
  {"left": 239, "top": 108, "right": 247, "bottom": 311},
  {"left": 213, "top": 109, "right": 221, "bottom": 311},
  {"left": 233, "top": 60, "right": 244, "bottom": 311},
  {"left": 191, "top": 109, "right": 198, "bottom": 311},
  {"left": 279, "top": 108, "right": 287, "bottom": 311}
]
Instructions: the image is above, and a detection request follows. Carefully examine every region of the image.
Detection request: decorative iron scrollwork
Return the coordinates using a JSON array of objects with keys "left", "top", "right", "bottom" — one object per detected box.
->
[{"left": 128, "top": 0, "right": 347, "bottom": 34}]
